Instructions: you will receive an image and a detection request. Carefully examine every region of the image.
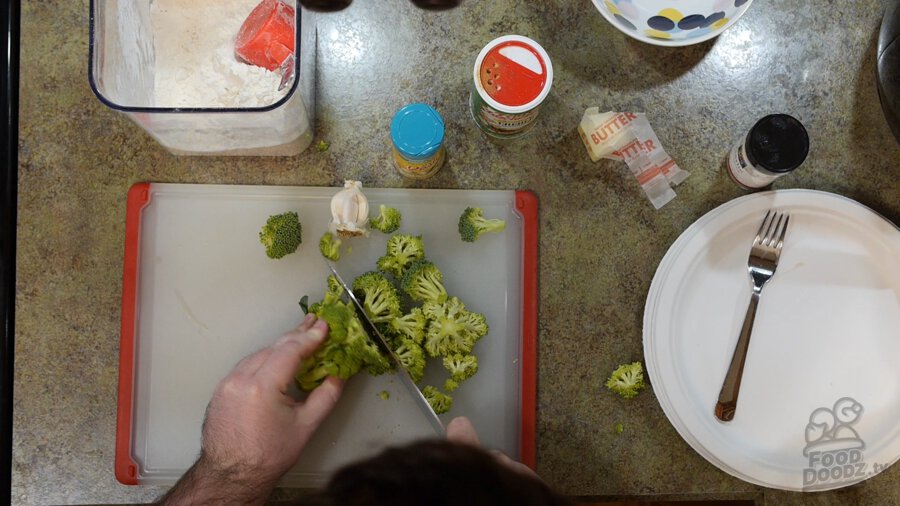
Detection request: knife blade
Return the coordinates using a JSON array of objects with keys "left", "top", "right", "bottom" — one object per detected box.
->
[{"left": 323, "top": 259, "right": 446, "bottom": 436}]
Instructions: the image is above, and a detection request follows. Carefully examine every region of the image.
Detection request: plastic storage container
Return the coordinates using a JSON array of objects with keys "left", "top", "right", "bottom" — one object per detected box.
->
[{"left": 89, "top": 1, "right": 315, "bottom": 156}]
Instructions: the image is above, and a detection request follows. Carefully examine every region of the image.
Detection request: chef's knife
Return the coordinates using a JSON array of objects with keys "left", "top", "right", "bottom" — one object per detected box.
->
[{"left": 323, "top": 259, "right": 446, "bottom": 436}]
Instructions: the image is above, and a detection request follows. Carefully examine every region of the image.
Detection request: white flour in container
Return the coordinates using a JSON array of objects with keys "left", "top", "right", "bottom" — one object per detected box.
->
[{"left": 151, "top": 0, "right": 289, "bottom": 108}]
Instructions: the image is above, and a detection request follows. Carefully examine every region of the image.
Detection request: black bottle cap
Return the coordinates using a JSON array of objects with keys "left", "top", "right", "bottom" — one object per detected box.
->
[{"left": 745, "top": 114, "right": 810, "bottom": 174}]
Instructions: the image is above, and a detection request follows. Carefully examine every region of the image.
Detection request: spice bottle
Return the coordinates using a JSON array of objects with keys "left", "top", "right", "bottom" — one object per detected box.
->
[
  {"left": 390, "top": 103, "right": 446, "bottom": 179},
  {"left": 727, "top": 114, "right": 810, "bottom": 189},
  {"left": 470, "top": 35, "right": 553, "bottom": 139}
]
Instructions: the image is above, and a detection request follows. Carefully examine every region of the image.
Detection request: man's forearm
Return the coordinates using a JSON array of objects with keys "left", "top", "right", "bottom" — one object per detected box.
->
[{"left": 157, "top": 455, "right": 277, "bottom": 506}]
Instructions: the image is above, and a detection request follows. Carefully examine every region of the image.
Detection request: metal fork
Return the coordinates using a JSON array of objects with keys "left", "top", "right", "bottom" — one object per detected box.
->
[{"left": 715, "top": 210, "right": 790, "bottom": 422}]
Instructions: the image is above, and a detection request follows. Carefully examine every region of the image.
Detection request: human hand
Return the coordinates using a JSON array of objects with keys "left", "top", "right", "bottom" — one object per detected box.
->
[
  {"left": 446, "top": 416, "right": 538, "bottom": 477},
  {"left": 199, "top": 314, "right": 344, "bottom": 489}
]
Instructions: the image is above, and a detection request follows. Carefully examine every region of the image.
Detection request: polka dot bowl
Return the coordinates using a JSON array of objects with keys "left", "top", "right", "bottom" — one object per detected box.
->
[{"left": 591, "top": 0, "right": 753, "bottom": 46}]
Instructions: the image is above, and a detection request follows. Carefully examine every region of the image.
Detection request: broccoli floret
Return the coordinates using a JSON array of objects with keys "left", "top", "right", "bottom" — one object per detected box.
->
[
  {"left": 295, "top": 293, "right": 390, "bottom": 391},
  {"left": 443, "top": 353, "right": 479, "bottom": 393},
  {"left": 443, "top": 353, "right": 478, "bottom": 383},
  {"left": 295, "top": 299, "right": 362, "bottom": 390},
  {"left": 370, "top": 205, "right": 402, "bottom": 234},
  {"left": 361, "top": 341, "right": 393, "bottom": 376},
  {"left": 352, "top": 271, "right": 402, "bottom": 324},
  {"left": 401, "top": 260, "right": 447, "bottom": 304},
  {"left": 388, "top": 307, "right": 426, "bottom": 344},
  {"left": 394, "top": 338, "right": 426, "bottom": 383},
  {"left": 458, "top": 207, "right": 505, "bottom": 243},
  {"left": 422, "top": 385, "right": 453, "bottom": 415},
  {"left": 308, "top": 281, "right": 342, "bottom": 315},
  {"left": 319, "top": 232, "right": 342, "bottom": 261},
  {"left": 606, "top": 361, "right": 646, "bottom": 399},
  {"left": 259, "top": 211, "right": 302, "bottom": 259},
  {"left": 377, "top": 234, "right": 425, "bottom": 278},
  {"left": 614, "top": 423, "right": 624, "bottom": 434},
  {"left": 378, "top": 390, "right": 390, "bottom": 400},
  {"left": 421, "top": 297, "right": 487, "bottom": 357},
  {"left": 459, "top": 311, "right": 488, "bottom": 338},
  {"left": 315, "top": 140, "right": 330, "bottom": 152}
]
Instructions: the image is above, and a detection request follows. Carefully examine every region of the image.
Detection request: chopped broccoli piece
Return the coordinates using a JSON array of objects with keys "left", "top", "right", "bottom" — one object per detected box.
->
[
  {"left": 377, "top": 234, "right": 425, "bottom": 278},
  {"left": 421, "top": 297, "right": 487, "bottom": 357},
  {"left": 458, "top": 207, "right": 505, "bottom": 243},
  {"left": 388, "top": 307, "right": 426, "bottom": 344},
  {"left": 459, "top": 311, "right": 488, "bottom": 339},
  {"left": 394, "top": 337, "right": 426, "bottom": 383},
  {"left": 295, "top": 278, "right": 392, "bottom": 391},
  {"left": 606, "top": 361, "right": 646, "bottom": 399},
  {"left": 378, "top": 390, "right": 390, "bottom": 400},
  {"left": 259, "top": 211, "right": 302, "bottom": 259},
  {"left": 443, "top": 353, "right": 478, "bottom": 383},
  {"left": 362, "top": 338, "right": 393, "bottom": 376},
  {"left": 442, "top": 352, "right": 478, "bottom": 391},
  {"left": 369, "top": 205, "right": 402, "bottom": 234},
  {"left": 326, "top": 274, "right": 344, "bottom": 297},
  {"left": 307, "top": 278, "right": 343, "bottom": 315},
  {"left": 319, "top": 232, "right": 342, "bottom": 261},
  {"left": 315, "top": 140, "right": 330, "bottom": 152},
  {"left": 352, "top": 271, "right": 402, "bottom": 324},
  {"left": 614, "top": 423, "right": 624, "bottom": 434},
  {"left": 422, "top": 385, "right": 453, "bottom": 415},
  {"left": 295, "top": 296, "right": 387, "bottom": 391},
  {"left": 401, "top": 260, "right": 447, "bottom": 304}
]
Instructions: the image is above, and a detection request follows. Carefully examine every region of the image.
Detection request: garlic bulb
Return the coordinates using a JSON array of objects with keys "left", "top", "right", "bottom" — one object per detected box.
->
[{"left": 330, "top": 180, "right": 369, "bottom": 237}]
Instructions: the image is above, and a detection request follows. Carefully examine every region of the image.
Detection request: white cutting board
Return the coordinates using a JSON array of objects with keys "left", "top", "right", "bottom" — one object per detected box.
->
[{"left": 116, "top": 183, "right": 534, "bottom": 486}]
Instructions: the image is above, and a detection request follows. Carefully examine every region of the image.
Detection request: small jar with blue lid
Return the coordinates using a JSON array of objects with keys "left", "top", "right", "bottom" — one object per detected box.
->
[{"left": 390, "top": 103, "right": 446, "bottom": 179}]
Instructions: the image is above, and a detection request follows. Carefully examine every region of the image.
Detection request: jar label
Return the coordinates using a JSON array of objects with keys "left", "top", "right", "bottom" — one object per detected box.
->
[
  {"left": 393, "top": 146, "right": 445, "bottom": 179},
  {"left": 727, "top": 140, "right": 778, "bottom": 188},
  {"left": 470, "top": 90, "right": 540, "bottom": 138}
]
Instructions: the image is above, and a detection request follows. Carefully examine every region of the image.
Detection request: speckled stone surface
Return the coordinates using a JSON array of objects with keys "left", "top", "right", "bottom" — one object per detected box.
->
[{"left": 13, "top": 0, "right": 900, "bottom": 504}]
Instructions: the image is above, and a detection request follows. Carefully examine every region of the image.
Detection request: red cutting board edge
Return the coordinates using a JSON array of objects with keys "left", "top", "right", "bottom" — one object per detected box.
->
[{"left": 115, "top": 182, "right": 538, "bottom": 485}]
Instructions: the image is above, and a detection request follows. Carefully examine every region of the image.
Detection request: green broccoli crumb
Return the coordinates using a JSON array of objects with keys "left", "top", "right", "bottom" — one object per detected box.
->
[
  {"left": 315, "top": 140, "right": 330, "bottom": 152},
  {"left": 615, "top": 423, "right": 624, "bottom": 434},
  {"left": 378, "top": 390, "right": 390, "bottom": 400}
]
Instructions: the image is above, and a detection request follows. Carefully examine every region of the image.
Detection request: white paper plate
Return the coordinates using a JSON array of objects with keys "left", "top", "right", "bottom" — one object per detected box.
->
[{"left": 644, "top": 190, "right": 900, "bottom": 491}]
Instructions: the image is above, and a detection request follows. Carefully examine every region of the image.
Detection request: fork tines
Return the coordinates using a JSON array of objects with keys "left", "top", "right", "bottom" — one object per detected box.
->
[{"left": 755, "top": 210, "right": 790, "bottom": 253}]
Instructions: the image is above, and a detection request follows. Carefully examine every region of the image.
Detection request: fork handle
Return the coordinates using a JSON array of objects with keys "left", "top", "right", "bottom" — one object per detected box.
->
[{"left": 715, "top": 291, "right": 760, "bottom": 422}]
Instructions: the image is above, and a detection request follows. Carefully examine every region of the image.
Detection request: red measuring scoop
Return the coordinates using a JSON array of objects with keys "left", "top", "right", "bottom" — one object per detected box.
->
[{"left": 235, "top": 0, "right": 296, "bottom": 71}]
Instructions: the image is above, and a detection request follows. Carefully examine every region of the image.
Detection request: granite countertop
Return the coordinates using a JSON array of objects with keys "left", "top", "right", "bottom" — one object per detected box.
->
[{"left": 12, "top": 0, "right": 900, "bottom": 504}]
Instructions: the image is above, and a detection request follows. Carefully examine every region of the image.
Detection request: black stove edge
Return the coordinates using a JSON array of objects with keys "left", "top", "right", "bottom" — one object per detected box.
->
[{"left": 1, "top": 0, "right": 20, "bottom": 501}]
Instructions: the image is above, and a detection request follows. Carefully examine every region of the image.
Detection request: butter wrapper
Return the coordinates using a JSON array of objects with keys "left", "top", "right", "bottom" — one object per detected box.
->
[
  {"left": 578, "top": 108, "right": 688, "bottom": 209},
  {"left": 603, "top": 113, "right": 689, "bottom": 186}
]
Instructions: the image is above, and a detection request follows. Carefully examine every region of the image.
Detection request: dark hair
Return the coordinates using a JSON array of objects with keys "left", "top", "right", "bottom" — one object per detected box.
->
[{"left": 301, "top": 440, "right": 572, "bottom": 506}]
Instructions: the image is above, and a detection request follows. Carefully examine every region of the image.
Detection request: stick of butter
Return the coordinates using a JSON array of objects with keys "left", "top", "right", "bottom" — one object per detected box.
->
[{"left": 578, "top": 108, "right": 641, "bottom": 161}]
